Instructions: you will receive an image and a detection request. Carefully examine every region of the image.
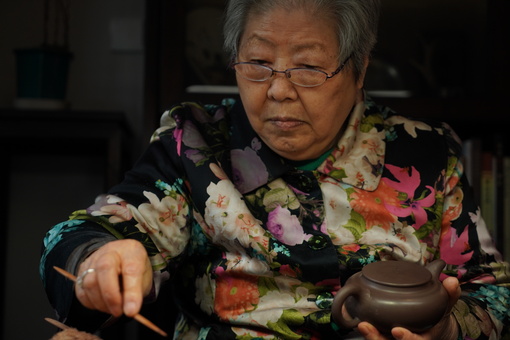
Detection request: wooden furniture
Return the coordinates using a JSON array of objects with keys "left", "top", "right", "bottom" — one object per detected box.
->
[{"left": 0, "top": 109, "right": 132, "bottom": 189}]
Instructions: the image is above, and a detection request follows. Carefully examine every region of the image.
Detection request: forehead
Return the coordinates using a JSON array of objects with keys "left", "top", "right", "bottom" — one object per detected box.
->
[{"left": 239, "top": 6, "right": 338, "bottom": 54}]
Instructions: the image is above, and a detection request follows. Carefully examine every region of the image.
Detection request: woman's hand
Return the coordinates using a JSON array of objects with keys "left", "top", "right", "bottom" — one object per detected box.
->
[
  {"left": 74, "top": 239, "right": 153, "bottom": 318},
  {"left": 357, "top": 276, "right": 461, "bottom": 340}
]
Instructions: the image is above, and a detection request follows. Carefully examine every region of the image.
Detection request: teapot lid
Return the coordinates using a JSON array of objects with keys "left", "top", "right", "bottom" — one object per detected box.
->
[{"left": 362, "top": 261, "right": 431, "bottom": 287}]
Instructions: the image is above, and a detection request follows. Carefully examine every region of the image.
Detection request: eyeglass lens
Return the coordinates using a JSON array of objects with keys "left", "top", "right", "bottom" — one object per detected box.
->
[{"left": 234, "top": 63, "right": 328, "bottom": 87}]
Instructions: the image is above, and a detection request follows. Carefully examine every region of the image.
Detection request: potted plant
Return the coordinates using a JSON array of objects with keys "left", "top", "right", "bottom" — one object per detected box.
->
[{"left": 14, "top": 0, "right": 73, "bottom": 108}]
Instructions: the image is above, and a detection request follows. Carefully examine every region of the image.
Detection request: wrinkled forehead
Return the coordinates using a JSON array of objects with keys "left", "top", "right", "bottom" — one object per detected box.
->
[
  {"left": 241, "top": 33, "right": 330, "bottom": 55},
  {"left": 240, "top": 5, "right": 337, "bottom": 52}
]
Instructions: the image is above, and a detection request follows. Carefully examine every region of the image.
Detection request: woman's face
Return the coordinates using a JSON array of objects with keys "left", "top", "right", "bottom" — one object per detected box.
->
[{"left": 236, "top": 6, "right": 366, "bottom": 161}]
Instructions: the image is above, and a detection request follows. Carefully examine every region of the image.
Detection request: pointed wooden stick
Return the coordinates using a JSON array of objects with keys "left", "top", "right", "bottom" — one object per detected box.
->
[
  {"left": 45, "top": 317, "right": 71, "bottom": 330},
  {"left": 53, "top": 266, "right": 168, "bottom": 337}
]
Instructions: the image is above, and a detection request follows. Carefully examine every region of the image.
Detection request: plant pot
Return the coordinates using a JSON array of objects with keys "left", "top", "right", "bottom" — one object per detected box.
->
[{"left": 14, "top": 46, "right": 73, "bottom": 107}]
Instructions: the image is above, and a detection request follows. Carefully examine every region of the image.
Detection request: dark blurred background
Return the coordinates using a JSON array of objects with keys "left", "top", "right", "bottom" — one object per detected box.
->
[{"left": 0, "top": 0, "right": 508, "bottom": 339}]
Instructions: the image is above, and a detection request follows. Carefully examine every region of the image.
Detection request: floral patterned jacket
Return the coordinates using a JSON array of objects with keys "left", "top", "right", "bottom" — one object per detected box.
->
[{"left": 41, "top": 96, "right": 510, "bottom": 339}]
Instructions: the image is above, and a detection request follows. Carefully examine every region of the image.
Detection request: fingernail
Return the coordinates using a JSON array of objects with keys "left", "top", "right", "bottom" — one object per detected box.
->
[
  {"left": 124, "top": 301, "right": 137, "bottom": 316},
  {"left": 357, "top": 323, "right": 370, "bottom": 336},
  {"left": 392, "top": 328, "right": 405, "bottom": 339}
]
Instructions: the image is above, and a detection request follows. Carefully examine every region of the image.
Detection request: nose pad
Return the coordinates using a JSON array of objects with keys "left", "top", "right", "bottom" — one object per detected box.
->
[
  {"left": 272, "top": 70, "right": 291, "bottom": 81},
  {"left": 267, "top": 71, "right": 298, "bottom": 101}
]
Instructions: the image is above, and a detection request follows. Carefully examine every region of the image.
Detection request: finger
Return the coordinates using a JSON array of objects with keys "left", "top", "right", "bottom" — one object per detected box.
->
[
  {"left": 391, "top": 327, "right": 420, "bottom": 340},
  {"left": 75, "top": 268, "right": 112, "bottom": 314},
  {"left": 74, "top": 260, "right": 96, "bottom": 309},
  {"left": 75, "top": 273, "right": 95, "bottom": 310},
  {"left": 120, "top": 247, "right": 151, "bottom": 316},
  {"left": 96, "top": 258, "right": 124, "bottom": 316},
  {"left": 442, "top": 276, "right": 461, "bottom": 310},
  {"left": 76, "top": 249, "right": 124, "bottom": 316},
  {"left": 358, "top": 322, "right": 391, "bottom": 340}
]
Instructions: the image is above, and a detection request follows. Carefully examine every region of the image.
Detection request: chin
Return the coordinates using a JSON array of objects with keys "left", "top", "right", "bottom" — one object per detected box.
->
[
  {"left": 276, "top": 148, "right": 316, "bottom": 161},
  {"left": 265, "top": 137, "right": 320, "bottom": 160}
]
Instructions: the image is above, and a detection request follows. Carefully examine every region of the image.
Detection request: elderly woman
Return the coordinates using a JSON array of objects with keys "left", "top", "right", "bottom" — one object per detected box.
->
[{"left": 40, "top": 0, "right": 510, "bottom": 339}]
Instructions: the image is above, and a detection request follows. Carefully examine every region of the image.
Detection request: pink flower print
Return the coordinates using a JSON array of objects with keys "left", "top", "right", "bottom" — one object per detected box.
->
[
  {"left": 231, "top": 145, "right": 269, "bottom": 193},
  {"left": 279, "top": 264, "right": 300, "bottom": 278},
  {"left": 182, "top": 121, "right": 208, "bottom": 149},
  {"left": 267, "top": 206, "right": 311, "bottom": 246},
  {"left": 189, "top": 103, "right": 225, "bottom": 123},
  {"left": 439, "top": 225, "right": 473, "bottom": 265},
  {"left": 382, "top": 165, "right": 435, "bottom": 229},
  {"left": 251, "top": 137, "right": 262, "bottom": 151},
  {"left": 89, "top": 194, "right": 133, "bottom": 224},
  {"left": 173, "top": 127, "right": 183, "bottom": 156},
  {"left": 184, "top": 149, "right": 206, "bottom": 164}
]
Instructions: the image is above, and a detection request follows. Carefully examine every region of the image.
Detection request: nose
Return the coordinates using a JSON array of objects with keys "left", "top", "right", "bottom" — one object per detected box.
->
[{"left": 267, "top": 70, "right": 298, "bottom": 101}]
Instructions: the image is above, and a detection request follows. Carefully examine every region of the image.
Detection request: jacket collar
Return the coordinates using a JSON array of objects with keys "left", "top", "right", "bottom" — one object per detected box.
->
[
  {"left": 316, "top": 99, "right": 386, "bottom": 191},
  {"left": 229, "top": 97, "right": 386, "bottom": 194}
]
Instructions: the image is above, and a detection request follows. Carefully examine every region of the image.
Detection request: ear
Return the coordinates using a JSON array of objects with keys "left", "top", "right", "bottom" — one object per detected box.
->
[{"left": 356, "top": 56, "right": 370, "bottom": 89}]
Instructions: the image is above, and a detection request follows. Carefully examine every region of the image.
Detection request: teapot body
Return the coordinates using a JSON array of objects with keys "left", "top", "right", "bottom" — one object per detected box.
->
[{"left": 332, "top": 260, "right": 449, "bottom": 334}]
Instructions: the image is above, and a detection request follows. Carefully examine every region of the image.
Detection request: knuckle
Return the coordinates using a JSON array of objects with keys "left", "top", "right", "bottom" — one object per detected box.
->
[
  {"left": 95, "top": 255, "right": 117, "bottom": 271},
  {"left": 123, "top": 261, "right": 143, "bottom": 276}
]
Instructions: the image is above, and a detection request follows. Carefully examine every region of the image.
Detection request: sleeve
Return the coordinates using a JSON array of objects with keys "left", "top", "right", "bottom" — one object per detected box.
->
[
  {"left": 439, "top": 123, "right": 510, "bottom": 339},
  {"left": 39, "top": 113, "right": 193, "bottom": 330}
]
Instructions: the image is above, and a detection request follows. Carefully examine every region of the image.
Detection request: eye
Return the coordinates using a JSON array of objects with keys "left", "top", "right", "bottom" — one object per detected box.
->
[
  {"left": 293, "top": 61, "right": 322, "bottom": 70},
  {"left": 251, "top": 59, "right": 270, "bottom": 65}
]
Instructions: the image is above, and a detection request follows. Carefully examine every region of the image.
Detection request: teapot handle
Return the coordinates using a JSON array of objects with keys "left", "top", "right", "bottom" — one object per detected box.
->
[{"left": 331, "top": 283, "right": 362, "bottom": 330}]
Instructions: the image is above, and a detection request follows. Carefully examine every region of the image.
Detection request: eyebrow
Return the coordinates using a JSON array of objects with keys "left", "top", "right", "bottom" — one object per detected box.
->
[{"left": 243, "top": 34, "right": 328, "bottom": 54}]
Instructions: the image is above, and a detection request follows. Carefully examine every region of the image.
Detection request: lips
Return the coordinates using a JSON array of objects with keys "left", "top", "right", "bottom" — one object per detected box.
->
[{"left": 268, "top": 117, "right": 305, "bottom": 130}]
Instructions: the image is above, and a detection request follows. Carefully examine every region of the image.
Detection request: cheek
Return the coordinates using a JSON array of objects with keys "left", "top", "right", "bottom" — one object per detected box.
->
[
  {"left": 305, "top": 87, "right": 357, "bottom": 132},
  {"left": 238, "top": 82, "right": 267, "bottom": 123},
  {"left": 311, "top": 109, "right": 345, "bottom": 137}
]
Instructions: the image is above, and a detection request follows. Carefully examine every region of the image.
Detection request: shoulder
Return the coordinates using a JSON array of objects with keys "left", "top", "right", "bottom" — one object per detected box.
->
[
  {"left": 365, "top": 96, "right": 463, "bottom": 159},
  {"left": 151, "top": 98, "right": 237, "bottom": 142},
  {"left": 161, "top": 98, "right": 235, "bottom": 129}
]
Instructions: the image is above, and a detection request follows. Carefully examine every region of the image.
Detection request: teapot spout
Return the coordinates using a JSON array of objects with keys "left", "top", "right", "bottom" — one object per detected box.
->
[{"left": 426, "top": 259, "right": 446, "bottom": 278}]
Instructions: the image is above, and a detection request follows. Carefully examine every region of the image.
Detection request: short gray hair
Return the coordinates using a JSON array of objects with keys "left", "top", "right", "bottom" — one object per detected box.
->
[{"left": 223, "top": 0, "right": 380, "bottom": 80}]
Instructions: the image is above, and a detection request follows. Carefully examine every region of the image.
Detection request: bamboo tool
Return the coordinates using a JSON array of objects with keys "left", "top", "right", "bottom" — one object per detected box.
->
[{"left": 53, "top": 266, "right": 168, "bottom": 337}]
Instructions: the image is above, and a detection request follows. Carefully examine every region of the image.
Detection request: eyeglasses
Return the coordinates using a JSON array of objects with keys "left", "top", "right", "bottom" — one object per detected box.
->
[{"left": 231, "top": 57, "right": 350, "bottom": 88}]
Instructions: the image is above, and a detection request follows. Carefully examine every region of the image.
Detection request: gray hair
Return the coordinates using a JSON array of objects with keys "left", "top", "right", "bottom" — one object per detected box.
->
[{"left": 223, "top": 0, "right": 380, "bottom": 80}]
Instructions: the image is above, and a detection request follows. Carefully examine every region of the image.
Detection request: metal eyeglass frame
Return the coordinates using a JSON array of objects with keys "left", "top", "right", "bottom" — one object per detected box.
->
[{"left": 231, "top": 56, "right": 351, "bottom": 88}]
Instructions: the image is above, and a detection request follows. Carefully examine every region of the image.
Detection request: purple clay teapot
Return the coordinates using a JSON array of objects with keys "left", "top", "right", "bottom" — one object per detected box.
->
[{"left": 331, "top": 259, "right": 449, "bottom": 334}]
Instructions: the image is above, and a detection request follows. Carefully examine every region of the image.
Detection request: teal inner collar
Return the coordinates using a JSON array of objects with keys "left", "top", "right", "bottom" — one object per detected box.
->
[{"left": 289, "top": 147, "right": 334, "bottom": 171}]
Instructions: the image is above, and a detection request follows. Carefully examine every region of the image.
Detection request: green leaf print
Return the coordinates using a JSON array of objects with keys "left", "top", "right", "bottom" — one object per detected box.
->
[
  {"left": 412, "top": 220, "right": 435, "bottom": 239},
  {"left": 360, "top": 114, "right": 384, "bottom": 133},
  {"left": 69, "top": 210, "right": 125, "bottom": 240},
  {"left": 267, "top": 309, "right": 304, "bottom": 340},
  {"left": 343, "top": 210, "right": 366, "bottom": 241},
  {"left": 446, "top": 155, "right": 460, "bottom": 178},
  {"left": 329, "top": 168, "right": 347, "bottom": 181},
  {"left": 280, "top": 309, "right": 306, "bottom": 326},
  {"left": 307, "top": 310, "right": 331, "bottom": 325},
  {"left": 258, "top": 276, "right": 280, "bottom": 297},
  {"left": 262, "top": 187, "right": 299, "bottom": 212}
]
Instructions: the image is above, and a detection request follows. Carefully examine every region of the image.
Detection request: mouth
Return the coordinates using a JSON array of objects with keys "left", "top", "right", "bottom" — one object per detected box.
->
[{"left": 268, "top": 117, "right": 305, "bottom": 130}]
